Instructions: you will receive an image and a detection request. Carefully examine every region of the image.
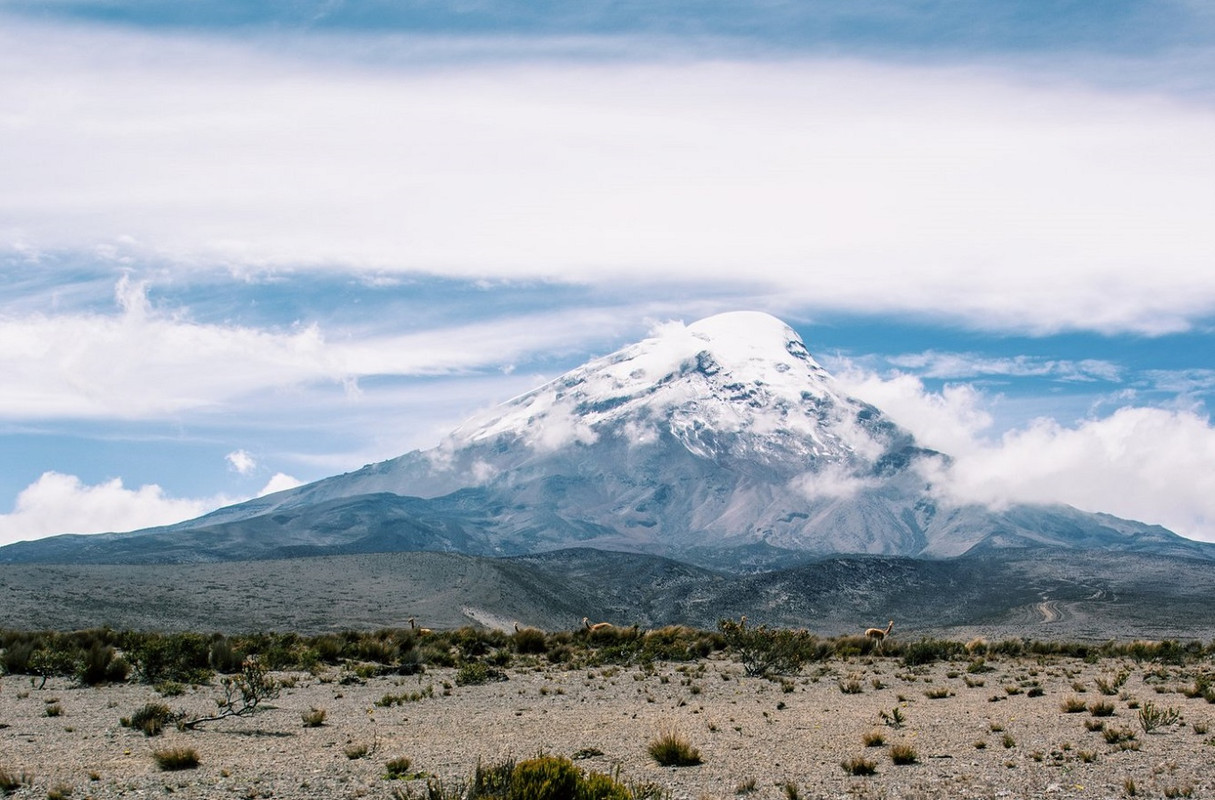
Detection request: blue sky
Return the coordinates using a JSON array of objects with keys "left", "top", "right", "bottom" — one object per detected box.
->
[{"left": 1, "top": 1, "right": 1214, "bottom": 545}]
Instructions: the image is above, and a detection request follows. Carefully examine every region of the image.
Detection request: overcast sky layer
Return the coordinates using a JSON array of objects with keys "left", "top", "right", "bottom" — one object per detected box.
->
[{"left": 2, "top": 1, "right": 1214, "bottom": 546}]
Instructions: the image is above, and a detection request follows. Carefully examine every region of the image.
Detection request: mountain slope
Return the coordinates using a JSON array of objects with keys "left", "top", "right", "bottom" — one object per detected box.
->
[
  {"left": 5, "top": 548, "right": 1214, "bottom": 641},
  {"left": 2, "top": 311, "right": 1211, "bottom": 568}
]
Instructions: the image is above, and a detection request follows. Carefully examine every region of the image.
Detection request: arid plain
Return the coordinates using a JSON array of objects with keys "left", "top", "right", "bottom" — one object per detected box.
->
[{"left": 2, "top": 634, "right": 1214, "bottom": 800}]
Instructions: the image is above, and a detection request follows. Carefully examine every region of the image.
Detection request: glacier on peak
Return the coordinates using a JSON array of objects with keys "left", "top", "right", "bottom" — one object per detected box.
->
[{"left": 443, "top": 310, "right": 902, "bottom": 470}]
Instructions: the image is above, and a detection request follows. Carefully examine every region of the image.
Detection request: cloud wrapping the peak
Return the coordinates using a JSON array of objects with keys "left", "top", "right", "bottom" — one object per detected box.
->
[
  {"left": 936, "top": 407, "right": 1215, "bottom": 540},
  {"left": 836, "top": 368, "right": 1215, "bottom": 543}
]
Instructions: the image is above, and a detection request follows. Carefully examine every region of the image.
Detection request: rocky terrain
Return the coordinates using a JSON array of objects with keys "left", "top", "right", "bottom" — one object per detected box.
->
[
  {"left": 3, "top": 548, "right": 1215, "bottom": 641},
  {"left": 2, "top": 648, "right": 1213, "bottom": 800}
]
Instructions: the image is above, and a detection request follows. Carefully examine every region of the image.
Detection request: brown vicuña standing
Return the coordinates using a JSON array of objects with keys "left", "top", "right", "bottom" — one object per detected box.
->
[
  {"left": 865, "top": 620, "right": 894, "bottom": 645},
  {"left": 582, "top": 616, "right": 614, "bottom": 633},
  {"left": 408, "top": 617, "right": 433, "bottom": 635}
]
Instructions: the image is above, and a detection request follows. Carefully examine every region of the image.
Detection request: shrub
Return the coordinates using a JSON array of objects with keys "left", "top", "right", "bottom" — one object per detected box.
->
[
  {"left": 1103, "top": 726, "right": 1136, "bottom": 744},
  {"left": 924, "top": 687, "right": 950, "bottom": 699},
  {"left": 127, "top": 633, "right": 213, "bottom": 685},
  {"left": 1138, "top": 702, "right": 1181, "bottom": 733},
  {"left": 455, "top": 661, "right": 506, "bottom": 686},
  {"left": 840, "top": 756, "right": 877, "bottom": 776},
  {"left": 404, "top": 756, "right": 643, "bottom": 800},
  {"left": 0, "top": 765, "right": 34, "bottom": 793},
  {"left": 384, "top": 756, "right": 413, "bottom": 779},
  {"left": 889, "top": 743, "right": 918, "bottom": 765},
  {"left": 376, "top": 686, "right": 434, "bottom": 706},
  {"left": 899, "top": 639, "right": 963, "bottom": 666},
  {"left": 510, "top": 755, "right": 580, "bottom": 800},
  {"left": 717, "top": 617, "right": 809, "bottom": 677},
  {"left": 838, "top": 679, "right": 863, "bottom": 694},
  {"left": 1088, "top": 700, "right": 1116, "bottom": 717},
  {"left": 513, "top": 627, "right": 548, "bottom": 655},
  {"left": 1095, "top": 671, "right": 1129, "bottom": 696},
  {"left": 181, "top": 657, "right": 279, "bottom": 729},
  {"left": 78, "top": 643, "right": 129, "bottom": 686},
  {"left": 121, "top": 702, "right": 180, "bottom": 736},
  {"left": 207, "top": 636, "right": 243, "bottom": 673},
  {"left": 647, "top": 729, "right": 702, "bottom": 767},
  {"left": 1061, "top": 696, "right": 1087, "bottom": 713},
  {"left": 152, "top": 747, "right": 199, "bottom": 771},
  {"left": 0, "top": 638, "right": 37, "bottom": 675},
  {"left": 862, "top": 730, "right": 885, "bottom": 747},
  {"left": 578, "top": 771, "right": 632, "bottom": 800},
  {"left": 44, "top": 702, "right": 63, "bottom": 717}
]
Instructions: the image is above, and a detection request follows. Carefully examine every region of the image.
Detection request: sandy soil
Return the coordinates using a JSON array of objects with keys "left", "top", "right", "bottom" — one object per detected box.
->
[{"left": 2, "top": 654, "right": 1213, "bottom": 800}]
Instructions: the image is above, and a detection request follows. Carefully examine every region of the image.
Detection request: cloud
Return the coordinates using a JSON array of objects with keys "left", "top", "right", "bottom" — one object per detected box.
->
[
  {"left": 886, "top": 352, "right": 1121, "bottom": 382},
  {"left": 935, "top": 408, "right": 1215, "bottom": 543},
  {"left": 226, "top": 449, "right": 256, "bottom": 474},
  {"left": 0, "top": 277, "right": 648, "bottom": 420},
  {"left": 2, "top": 22, "right": 1214, "bottom": 335},
  {"left": 0, "top": 472, "right": 221, "bottom": 546},
  {"left": 789, "top": 465, "right": 874, "bottom": 501},
  {"left": 834, "top": 368, "right": 995, "bottom": 457},
  {"left": 835, "top": 368, "right": 1215, "bottom": 543},
  {"left": 258, "top": 473, "right": 303, "bottom": 496}
]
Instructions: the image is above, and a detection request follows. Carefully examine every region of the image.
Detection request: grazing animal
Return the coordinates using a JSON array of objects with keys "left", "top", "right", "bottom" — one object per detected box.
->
[
  {"left": 865, "top": 620, "right": 894, "bottom": 647},
  {"left": 582, "top": 617, "right": 614, "bottom": 633},
  {"left": 408, "top": 617, "right": 433, "bottom": 635}
]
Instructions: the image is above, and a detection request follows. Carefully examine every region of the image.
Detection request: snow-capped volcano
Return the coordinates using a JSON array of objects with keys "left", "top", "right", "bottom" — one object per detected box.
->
[
  {"left": 2, "top": 312, "right": 1209, "bottom": 568},
  {"left": 449, "top": 311, "right": 897, "bottom": 469}
]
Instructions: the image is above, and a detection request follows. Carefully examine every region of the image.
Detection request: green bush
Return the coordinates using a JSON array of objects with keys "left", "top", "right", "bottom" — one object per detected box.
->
[
  {"left": 717, "top": 617, "right": 809, "bottom": 677},
  {"left": 577, "top": 771, "right": 632, "bottom": 800},
  {"left": 1139, "top": 702, "right": 1182, "bottom": 733},
  {"left": 455, "top": 661, "right": 506, "bottom": 686},
  {"left": 510, "top": 756, "right": 581, "bottom": 800},
  {"left": 127, "top": 633, "right": 213, "bottom": 685}
]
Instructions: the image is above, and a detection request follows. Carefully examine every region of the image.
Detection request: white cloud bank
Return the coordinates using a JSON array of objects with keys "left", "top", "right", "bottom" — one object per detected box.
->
[
  {"left": 0, "top": 472, "right": 215, "bottom": 546},
  {"left": 0, "top": 276, "right": 639, "bottom": 420},
  {"left": 2, "top": 22, "right": 1214, "bottom": 335},
  {"left": 0, "top": 470, "right": 303, "bottom": 546},
  {"left": 836, "top": 369, "right": 1215, "bottom": 543}
]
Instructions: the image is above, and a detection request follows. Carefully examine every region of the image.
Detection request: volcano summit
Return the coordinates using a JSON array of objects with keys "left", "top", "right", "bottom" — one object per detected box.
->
[{"left": 2, "top": 312, "right": 1208, "bottom": 569}]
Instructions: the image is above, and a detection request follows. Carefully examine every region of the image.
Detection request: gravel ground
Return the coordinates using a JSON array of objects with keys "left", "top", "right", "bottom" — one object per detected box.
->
[{"left": 2, "top": 654, "right": 1213, "bottom": 800}]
